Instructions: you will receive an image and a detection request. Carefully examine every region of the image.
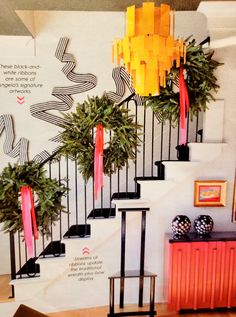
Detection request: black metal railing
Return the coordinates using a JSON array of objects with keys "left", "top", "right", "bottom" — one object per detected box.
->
[{"left": 9, "top": 97, "right": 203, "bottom": 297}]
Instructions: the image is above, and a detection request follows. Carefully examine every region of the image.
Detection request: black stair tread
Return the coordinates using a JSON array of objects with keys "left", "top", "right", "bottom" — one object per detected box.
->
[
  {"left": 87, "top": 208, "right": 115, "bottom": 219},
  {"left": 154, "top": 159, "right": 193, "bottom": 164},
  {"left": 39, "top": 240, "right": 65, "bottom": 258},
  {"left": 155, "top": 160, "right": 181, "bottom": 164},
  {"left": 135, "top": 176, "right": 163, "bottom": 181},
  {"left": 154, "top": 160, "right": 165, "bottom": 165},
  {"left": 111, "top": 192, "right": 140, "bottom": 200},
  {"left": 63, "top": 224, "right": 91, "bottom": 239},
  {"left": 16, "top": 257, "right": 40, "bottom": 278}
]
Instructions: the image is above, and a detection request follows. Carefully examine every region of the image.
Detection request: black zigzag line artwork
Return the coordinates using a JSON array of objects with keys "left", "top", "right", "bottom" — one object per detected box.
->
[
  {"left": 106, "top": 66, "right": 143, "bottom": 106},
  {"left": 0, "top": 114, "right": 29, "bottom": 164},
  {"left": 30, "top": 37, "right": 97, "bottom": 128},
  {"left": 30, "top": 37, "right": 97, "bottom": 163}
]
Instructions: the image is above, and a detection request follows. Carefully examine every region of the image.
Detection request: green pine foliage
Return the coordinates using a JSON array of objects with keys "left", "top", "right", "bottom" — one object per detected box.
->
[
  {"left": 0, "top": 161, "right": 67, "bottom": 235},
  {"left": 145, "top": 39, "right": 222, "bottom": 124},
  {"left": 59, "top": 95, "right": 142, "bottom": 181}
]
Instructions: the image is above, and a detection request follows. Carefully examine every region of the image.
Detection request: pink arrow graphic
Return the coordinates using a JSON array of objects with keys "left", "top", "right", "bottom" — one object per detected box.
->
[
  {"left": 82, "top": 247, "right": 90, "bottom": 255},
  {"left": 17, "top": 96, "right": 25, "bottom": 104}
]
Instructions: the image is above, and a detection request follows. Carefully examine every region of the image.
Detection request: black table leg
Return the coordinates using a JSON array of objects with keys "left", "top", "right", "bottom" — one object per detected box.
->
[
  {"left": 120, "top": 277, "right": 125, "bottom": 308},
  {"left": 150, "top": 276, "right": 155, "bottom": 315},
  {"left": 138, "top": 276, "right": 144, "bottom": 307},
  {"left": 109, "top": 278, "right": 115, "bottom": 316},
  {"left": 120, "top": 211, "right": 126, "bottom": 308}
]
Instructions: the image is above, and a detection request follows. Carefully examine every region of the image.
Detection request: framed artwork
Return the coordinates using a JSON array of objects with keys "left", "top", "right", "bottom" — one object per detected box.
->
[
  {"left": 232, "top": 173, "right": 236, "bottom": 222},
  {"left": 194, "top": 180, "right": 227, "bottom": 207}
]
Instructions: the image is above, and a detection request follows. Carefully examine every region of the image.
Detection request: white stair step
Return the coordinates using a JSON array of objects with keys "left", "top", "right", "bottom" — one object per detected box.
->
[
  {"left": 63, "top": 224, "right": 121, "bottom": 259},
  {"left": 137, "top": 180, "right": 176, "bottom": 201},
  {"left": 87, "top": 216, "right": 120, "bottom": 240},
  {"left": 36, "top": 256, "right": 69, "bottom": 279},
  {"left": 189, "top": 142, "right": 227, "bottom": 162},
  {"left": 112, "top": 198, "right": 150, "bottom": 210},
  {"left": 63, "top": 236, "right": 92, "bottom": 259},
  {"left": 163, "top": 161, "right": 200, "bottom": 180},
  {"left": 10, "top": 277, "right": 48, "bottom": 301}
]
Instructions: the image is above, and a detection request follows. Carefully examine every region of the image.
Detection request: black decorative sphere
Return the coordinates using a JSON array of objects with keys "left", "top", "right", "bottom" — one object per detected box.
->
[
  {"left": 194, "top": 215, "right": 214, "bottom": 236},
  {"left": 171, "top": 215, "right": 191, "bottom": 238}
]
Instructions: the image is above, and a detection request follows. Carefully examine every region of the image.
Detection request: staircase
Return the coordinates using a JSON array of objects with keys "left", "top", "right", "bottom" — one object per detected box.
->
[{"left": 1, "top": 99, "right": 230, "bottom": 315}]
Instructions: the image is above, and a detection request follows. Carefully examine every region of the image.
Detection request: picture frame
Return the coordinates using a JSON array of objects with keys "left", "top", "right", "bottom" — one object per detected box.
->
[
  {"left": 194, "top": 180, "right": 227, "bottom": 207},
  {"left": 232, "top": 173, "right": 236, "bottom": 222}
]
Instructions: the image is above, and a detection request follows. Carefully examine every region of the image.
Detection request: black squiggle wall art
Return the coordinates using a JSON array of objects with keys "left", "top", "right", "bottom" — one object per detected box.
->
[
  {"left": 30, "top": 37, "right": 97, "bottom": 128},
  {"left": 106, "top": 66, "right": 143, "bottom": 106},
  {"left": 30, "top": 37, "right": 98, "bottom": 162},
  {"left": 0, "top": 114, "right": 29, "bottom": 164}
]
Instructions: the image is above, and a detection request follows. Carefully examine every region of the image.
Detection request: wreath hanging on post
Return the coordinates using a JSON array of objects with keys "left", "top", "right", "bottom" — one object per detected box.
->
[
  {"left": 145, "top": 39, "right": 222, "bottom": 125},
  {"left": 58, "top": 95, "right": 141, "bottom": 183},
  {"left": 0, "top": 161, "right": 67, "bottom": 235}
]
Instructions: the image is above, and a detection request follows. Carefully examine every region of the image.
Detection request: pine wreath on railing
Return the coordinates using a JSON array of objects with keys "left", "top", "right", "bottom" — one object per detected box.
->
[
  {"left": 145, "top": 39, "right": 222, "bottom": 124},
  {"left": 0, "top": 161, "right": 67, "bottom": 235},
  {"left": 58, "top": 94, "right": 142, "bottom": 181}
]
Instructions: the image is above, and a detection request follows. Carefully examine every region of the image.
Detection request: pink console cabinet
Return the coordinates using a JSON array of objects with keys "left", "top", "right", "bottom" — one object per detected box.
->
[{"left": 165, "top": 232, "right": 236, "bottom": 311}]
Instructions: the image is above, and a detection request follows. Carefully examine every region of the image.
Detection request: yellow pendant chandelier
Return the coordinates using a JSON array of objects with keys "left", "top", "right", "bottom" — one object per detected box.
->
[{"left": 112, "top": 2, "right": 186, "bottom": 96}]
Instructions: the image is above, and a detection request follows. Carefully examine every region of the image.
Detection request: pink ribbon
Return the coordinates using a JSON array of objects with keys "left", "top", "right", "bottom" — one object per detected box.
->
[
  {"left": 94, "top": 124, "right": 104, "bottom": 200},
  {"left": 29, "top": 187, "right": 38, "bottom": 240},
  {"left": 20, "top": 186, "right": 38, "bottom": 257},
  {"left": 179, "top": 65, "right": 190, "bottom": 145}
]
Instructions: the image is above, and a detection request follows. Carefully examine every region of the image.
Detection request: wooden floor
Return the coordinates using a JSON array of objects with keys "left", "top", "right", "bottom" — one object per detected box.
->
[
  {"left": 0, "top": 274, "right": 13, "bottom": 302},
  {"left": 1, "top": 275, "right": 236, "bottom": 317},
  {"left": 47, "top": 303, "right": 236, "bottom": 317}
]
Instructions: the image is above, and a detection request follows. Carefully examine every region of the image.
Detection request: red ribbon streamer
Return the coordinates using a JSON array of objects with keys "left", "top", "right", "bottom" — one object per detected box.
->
[
  {"left": 21, "top": 186, "right": 38, "bottom": 257},
  {"left": 179, "top": 65, "right": 190, "bottom": 145},
  {"left": 94, "top": 124, "right": 104, "bottom": 200}
]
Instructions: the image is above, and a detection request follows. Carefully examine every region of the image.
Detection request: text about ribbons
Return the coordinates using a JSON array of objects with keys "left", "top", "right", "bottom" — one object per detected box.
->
[
  {"left": 68, "top": 255, "right": 104, "bottom": 282},
  {"left": 0, "top": 64, "right": 44, "bottom": 94}
]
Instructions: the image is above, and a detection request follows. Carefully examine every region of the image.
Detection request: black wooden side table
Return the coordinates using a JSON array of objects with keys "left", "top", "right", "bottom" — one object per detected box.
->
[{"left": 108, "top": 207, "right": 157, "bottom": 317}]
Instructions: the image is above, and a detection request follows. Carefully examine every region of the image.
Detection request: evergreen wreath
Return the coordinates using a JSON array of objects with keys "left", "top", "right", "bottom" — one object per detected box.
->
[
  {"left": 59, "top": 95, "right": 141, "bottom": 181},
  {"left": 0, "top": 161, "right": 67, "bottom": 235},
  {"left": 145, "top": 39, "right": 222, "bottom": 124}
]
